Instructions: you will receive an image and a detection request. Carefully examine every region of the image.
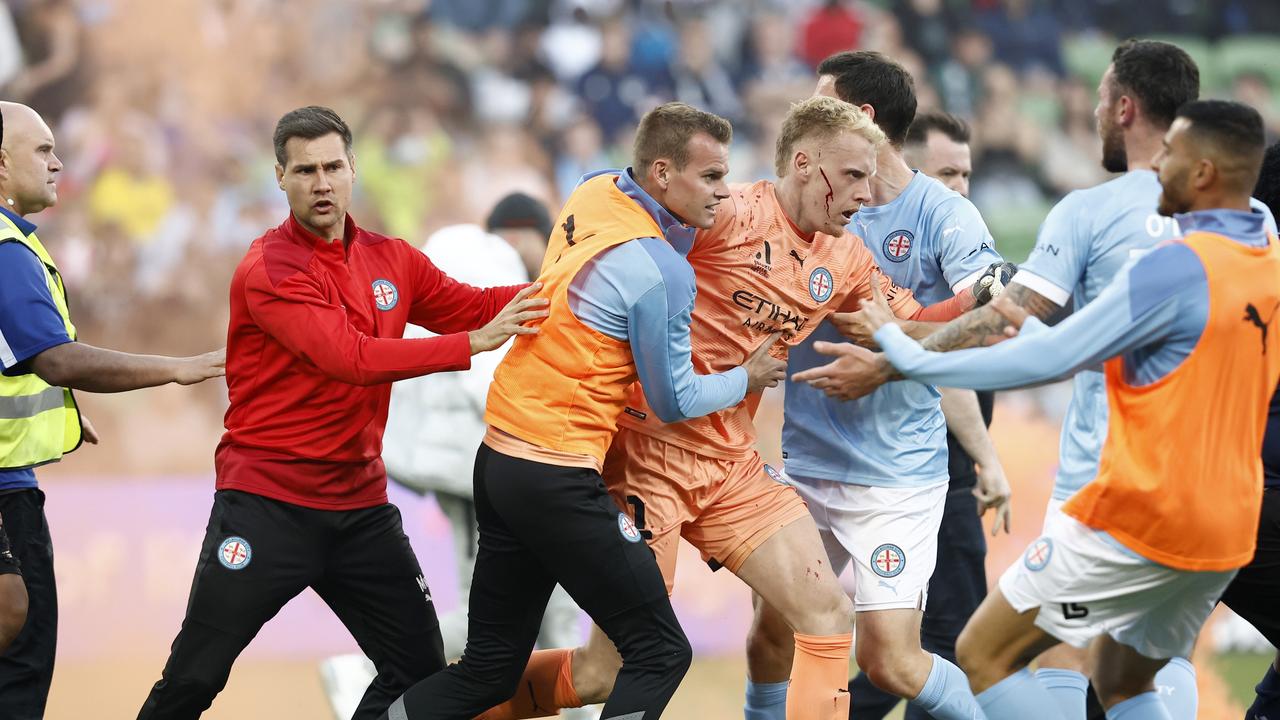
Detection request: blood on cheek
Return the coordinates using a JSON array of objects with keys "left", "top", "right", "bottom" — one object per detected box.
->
[{"left": 818, "top": 167, "right": 835, "bottom": 215}]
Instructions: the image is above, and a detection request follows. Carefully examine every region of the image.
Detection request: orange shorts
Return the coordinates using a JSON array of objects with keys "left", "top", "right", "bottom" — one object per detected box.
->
[{"left": 602, "top": 427, "right": 811, "bottom": 593}]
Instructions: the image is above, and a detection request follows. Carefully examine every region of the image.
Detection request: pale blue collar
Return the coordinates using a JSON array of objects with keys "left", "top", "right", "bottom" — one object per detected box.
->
[{"left": 1175, "top": 208, "right": 1268, "bottom": 247}]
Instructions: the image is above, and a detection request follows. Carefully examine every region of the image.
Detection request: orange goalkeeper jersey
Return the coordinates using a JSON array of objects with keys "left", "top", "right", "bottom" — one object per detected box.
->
[{"left": 617, "top": 180, "right": 923, "bottom": 460}]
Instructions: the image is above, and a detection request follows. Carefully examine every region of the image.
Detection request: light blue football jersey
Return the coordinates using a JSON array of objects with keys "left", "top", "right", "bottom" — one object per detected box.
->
[
  {"left": 1017, "top": 170, "right": 1278, "bottom": 500},
  {"left": 783, "top": 172, "right": 1002, "bottom": 487}
]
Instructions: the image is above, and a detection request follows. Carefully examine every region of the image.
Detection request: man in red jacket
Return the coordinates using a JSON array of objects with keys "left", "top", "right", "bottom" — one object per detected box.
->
[{"left": 137, "top": 106, "right": 546, "bottom": 720}]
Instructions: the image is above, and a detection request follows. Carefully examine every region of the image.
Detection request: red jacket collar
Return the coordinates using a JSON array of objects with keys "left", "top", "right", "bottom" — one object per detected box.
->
[{"left": 283, "top": 211, "right": 361, "bottom": 249}]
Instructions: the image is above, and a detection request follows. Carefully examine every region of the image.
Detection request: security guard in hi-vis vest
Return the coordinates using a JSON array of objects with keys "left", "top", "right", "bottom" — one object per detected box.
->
[
  {"left": 385, "top": 103, "right": 787, "bottom": 720},
  {"left": 0, "top": 102, "right": 224, "bottom": 719}
]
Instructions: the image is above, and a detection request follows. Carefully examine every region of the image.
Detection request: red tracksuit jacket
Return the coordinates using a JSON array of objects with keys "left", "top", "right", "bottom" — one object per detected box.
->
[{"left": 216, "top": 213, "right": 523, "bottom": 510}]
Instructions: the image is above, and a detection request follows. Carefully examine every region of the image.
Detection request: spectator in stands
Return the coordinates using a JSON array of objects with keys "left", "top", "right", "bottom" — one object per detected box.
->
[
  {"left": 554, "top": 114, "right": 610, "bottom": 201},
  {"left": 738, "top": 10, "right": 810, "bottom": 92},
  {"left": 935, "top": 27, "right": 992, "bottom": 119},
  {"left": 797, "top": 0, "right": 863, "bottom": 69},
  {"left": 663, "top": 16, "right": 744, "bottom": 127},
  {"left": 974, "top": 0, "right": 1066, "bottom": 77},
  {"left": 5, "top": 0, "right": 86, "bottom": 125},
  {"left": 893, "top": 0, "right": 957, "bottom": 70},
  {"left": 574, "top": 18, "right": 649, "bottom": 142}
]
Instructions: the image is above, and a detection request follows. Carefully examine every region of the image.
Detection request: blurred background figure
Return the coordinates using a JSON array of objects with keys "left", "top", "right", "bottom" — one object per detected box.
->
[{"left": 903, "top": 110, "right": 973, "bottom": 196}]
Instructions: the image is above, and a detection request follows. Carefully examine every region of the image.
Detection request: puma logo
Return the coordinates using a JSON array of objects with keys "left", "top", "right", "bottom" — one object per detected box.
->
[
  {"left": 789, "top": 249, "right": 806, "bottom": 267},
  {"left": 562, "top": 214, "right": 576, "bottom": 245},
  {"left": 1244, "top": 300, "right": 1280, "bottom": 354}
]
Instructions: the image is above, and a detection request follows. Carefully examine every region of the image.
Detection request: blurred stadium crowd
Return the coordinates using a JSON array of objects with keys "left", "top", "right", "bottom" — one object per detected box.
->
[{"left": 3, "top": 0, "right": 1280, "bottom": 360}]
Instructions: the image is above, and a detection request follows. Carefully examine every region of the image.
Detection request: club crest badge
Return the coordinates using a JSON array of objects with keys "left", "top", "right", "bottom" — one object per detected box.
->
[
  {"left": 871, "top": 543, "right": 905, "bottom": 578},
  {"left": 218, "top": 536, "right": 252, "bottom": 570},
  {"left": 371, "top": 279, "right": 399, "bottom": 311},
  {"left": 1024, "top": 538, "right": 1053, "bottom": 572},
  {"left": 883, "top": 230, "right": 914, "bottom": 262},
  {"left": 618, "top": 512, "right": 643, "bottom": 543},
  {"left": 809, "top": 267, "right": 834, "bottom": 303}
]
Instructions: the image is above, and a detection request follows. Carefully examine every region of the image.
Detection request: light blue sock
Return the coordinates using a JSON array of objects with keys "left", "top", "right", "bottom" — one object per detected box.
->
[
  {"left": 1153, "top": 657, "right": 1197, "bottom": 720},
  {"left": 744, "top": 678, "right": 788, "bottom": 720},
  {"left": 1107, "top": 691, "right": 1173, "bottom": 720},
  {"left": 1036, "top": 668, "right": 1089, "bottom": 719},
  {"left": 977, "top": 668, "right": 1066, "bottom": 720},
  {"left": 911, "top": 654, "right": 988, "bottom": 720}
]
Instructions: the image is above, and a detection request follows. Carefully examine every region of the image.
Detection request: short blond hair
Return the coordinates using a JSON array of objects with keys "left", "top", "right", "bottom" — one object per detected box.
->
[{"left": 775, "top": 96, "right": 886, "bottom": 177}]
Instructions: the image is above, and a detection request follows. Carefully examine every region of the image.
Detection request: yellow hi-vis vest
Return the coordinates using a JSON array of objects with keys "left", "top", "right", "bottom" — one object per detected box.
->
[{"left": 0, "top": 212, "right": 82, "bottom": 470}]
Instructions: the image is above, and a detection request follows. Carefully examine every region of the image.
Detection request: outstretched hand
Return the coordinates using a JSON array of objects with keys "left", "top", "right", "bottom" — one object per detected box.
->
[
  {"left": 175, "top": 349, "right": 227, "bottom": 385},
  {"left": 790, "top": 340, "right": 889, "bottom": 401},
  {"left": 469, "top": 283, "right": 550, "bottom": 354}
]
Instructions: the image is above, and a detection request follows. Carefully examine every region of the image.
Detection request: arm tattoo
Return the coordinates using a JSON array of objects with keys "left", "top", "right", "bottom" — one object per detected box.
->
[
  {"left": 920, "top": 284, "right": 1062, "bottom": 353},
  {"left": 1007, "top": 282, "right": 1066, "bottom": 322}
]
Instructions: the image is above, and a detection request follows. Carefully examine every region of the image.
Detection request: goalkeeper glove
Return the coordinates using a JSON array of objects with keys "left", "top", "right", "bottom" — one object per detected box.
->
[{"left": 973, "top": 261, "right": 1017, "bottom": 306}]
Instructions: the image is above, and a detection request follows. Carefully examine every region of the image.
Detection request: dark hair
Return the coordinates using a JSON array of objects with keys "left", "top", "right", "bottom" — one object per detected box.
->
[
  {"left": 1178, "top": 100, "right": 1266, "bottom": 190},
  {"left": 487, "top": 192, "right": 552, "bottom": 240},
  {"left": 633, "top": 102, "right": 732, "bottom": 171},
  {"left": 1255, "top": 142, "right": 1280, "bottom": 220},
  {"left": 1111, "top": 39, "right": 1199, "bottom": 129},
  {"left": 272, "top": 106, "right": 353, "bottom": 167},
  {"left": 905, "top": 110, "right": 970, "bottom": 147},
  {"left": 816, "top": 51, "right": 917, "bottom": 146}
]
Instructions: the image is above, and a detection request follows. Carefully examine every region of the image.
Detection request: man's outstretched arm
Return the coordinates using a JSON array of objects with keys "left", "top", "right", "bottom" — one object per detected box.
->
[
  {"left": 795, "top": 242, "right": 1204, "bottom": 399},
  {"left": 919, "top": 282, "right": 1063, "bottom": 352},
  {"left": 29, "top": 343, "right": 224, "bottom": 392}
]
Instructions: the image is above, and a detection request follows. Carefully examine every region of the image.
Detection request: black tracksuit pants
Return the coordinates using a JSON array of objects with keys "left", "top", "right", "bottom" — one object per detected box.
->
[
  {"left": 138, "top": 489, "right": 445, "bottom": 720},
  {"left": 386, "top": 443, "right": 691, "bottom": 720}
]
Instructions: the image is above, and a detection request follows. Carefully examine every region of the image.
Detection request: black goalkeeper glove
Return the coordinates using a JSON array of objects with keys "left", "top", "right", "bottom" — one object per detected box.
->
[{"left": 972, "top": 261, "right": 1018, "bottom": 307}]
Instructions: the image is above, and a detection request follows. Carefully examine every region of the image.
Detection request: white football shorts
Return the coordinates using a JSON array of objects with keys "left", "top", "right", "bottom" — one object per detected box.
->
[
  {"left": 999, "top": 513, "right": 1236, "bottom": 659},
  {"left": 784, "top": 472, "right": 947, "bottom": 612}
]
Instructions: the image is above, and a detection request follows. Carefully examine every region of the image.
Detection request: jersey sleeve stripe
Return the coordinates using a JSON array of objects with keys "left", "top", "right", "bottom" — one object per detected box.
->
[
  {"left": 0, "top": 327, "right": 16, "bottom": 369},
  {"left": 1010, "top": 270, "right": 1071, "bottom": 306},
  {"left": 949, "top": 267, "right": 987, "bottom": 294}
]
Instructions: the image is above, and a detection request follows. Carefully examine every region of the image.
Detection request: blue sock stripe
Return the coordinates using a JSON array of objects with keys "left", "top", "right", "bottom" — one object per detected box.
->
[{"left": 1035, "top": 668, "right": 1089, "bottom": 689}]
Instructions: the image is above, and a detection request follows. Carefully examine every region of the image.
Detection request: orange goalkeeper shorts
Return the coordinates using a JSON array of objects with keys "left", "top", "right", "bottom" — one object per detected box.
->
[{"left": 602, "top": 427, "right": 811, "bottom": 593}]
